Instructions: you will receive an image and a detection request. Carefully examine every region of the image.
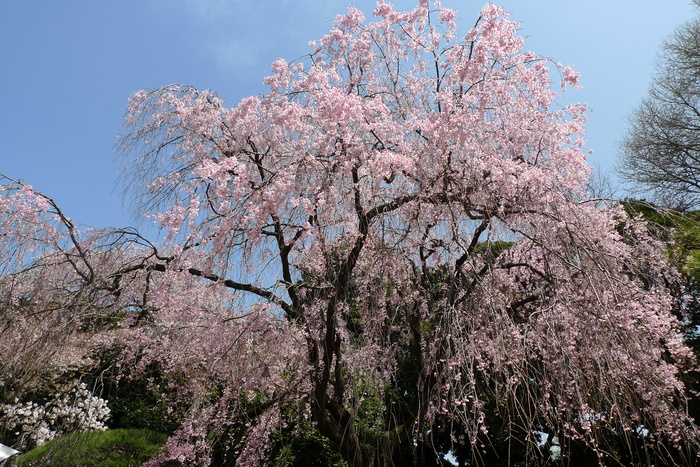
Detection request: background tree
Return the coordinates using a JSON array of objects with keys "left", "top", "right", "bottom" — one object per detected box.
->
[
  {"left": 2, "top": 2, "right": 700, "bottom": 466},
  {"left": 618, "top": 1, "right": 700, "bottom": 209}
]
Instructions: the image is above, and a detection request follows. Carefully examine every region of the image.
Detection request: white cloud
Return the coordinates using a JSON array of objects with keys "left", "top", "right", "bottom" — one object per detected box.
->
[{"left": 153, "top": 0, "right": 341, "bottom": 73}]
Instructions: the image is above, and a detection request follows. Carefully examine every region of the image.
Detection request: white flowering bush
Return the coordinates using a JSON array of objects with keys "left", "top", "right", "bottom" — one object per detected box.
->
[{"left": 0, "top": 382, "right": 110, "bottom": 450}]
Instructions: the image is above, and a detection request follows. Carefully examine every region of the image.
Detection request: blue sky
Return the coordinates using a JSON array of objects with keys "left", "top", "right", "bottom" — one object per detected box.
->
[{"left": 1, "top": 1, "right": 697, "bottom": 229}]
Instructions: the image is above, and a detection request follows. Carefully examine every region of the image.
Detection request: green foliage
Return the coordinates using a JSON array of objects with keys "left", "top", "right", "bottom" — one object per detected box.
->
[
  {"left": 269, "top": 404, "right": 348, "bottom": 467},
  {"left": 622, "top": 200, "right": 700, "bottom": 278},
  {"left": 95, "top": 353, "right": 181, "bottom": 435},
  {"left": 107, "top": 377, "right": 179, "bottom": 435},
  {"left": 473, "top": 240, "right": 515, "bottom": 258},
  {"left": 352, "top": 374, "right": 387, "bottom": 445},
  {"left": 12, "top": 429, "right": 167, "bottom": 467}
]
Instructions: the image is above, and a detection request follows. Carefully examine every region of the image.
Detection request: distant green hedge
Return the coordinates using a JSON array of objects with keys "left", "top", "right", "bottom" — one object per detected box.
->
[{"left": 12, "top": 428, "right": 167, "bottom": 467}]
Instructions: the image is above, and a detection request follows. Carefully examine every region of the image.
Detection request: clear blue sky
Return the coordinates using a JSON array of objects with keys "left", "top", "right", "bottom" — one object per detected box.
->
[{"left": 1, "top": 1, "right": 697, "bottom": 229}]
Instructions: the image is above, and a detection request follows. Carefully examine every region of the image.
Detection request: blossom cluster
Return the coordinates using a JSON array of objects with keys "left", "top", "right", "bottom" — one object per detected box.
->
[{"left": 0, "top": 382, "right": 111, "bottom": 450}]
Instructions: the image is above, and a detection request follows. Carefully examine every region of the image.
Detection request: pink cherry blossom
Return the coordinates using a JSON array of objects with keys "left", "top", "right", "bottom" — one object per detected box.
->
[{"left": 1, "top": 2, "right": 698, "bottom": 465}]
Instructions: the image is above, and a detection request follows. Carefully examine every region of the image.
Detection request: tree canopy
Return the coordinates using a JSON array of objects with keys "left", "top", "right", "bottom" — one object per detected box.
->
[{"left": 2, "top": 2, "right": 699, "bottom": 466}]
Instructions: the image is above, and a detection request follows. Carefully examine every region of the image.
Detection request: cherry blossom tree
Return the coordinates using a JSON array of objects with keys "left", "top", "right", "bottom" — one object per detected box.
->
[
  {"left": 0, "top": 176, "right": 105, "bottom": 399},
  {"left": 3, "top": 2, "right": 700, "bottom": 465}
]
